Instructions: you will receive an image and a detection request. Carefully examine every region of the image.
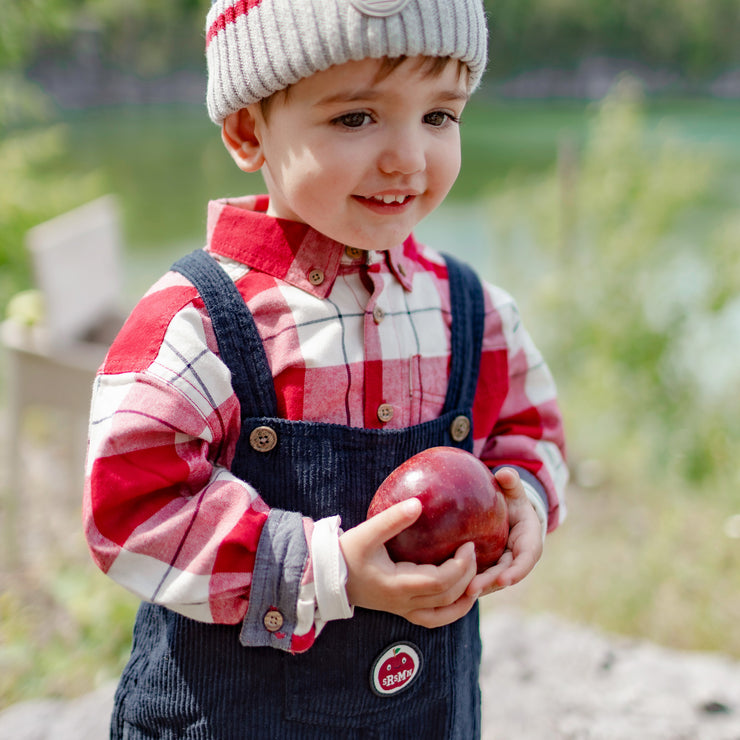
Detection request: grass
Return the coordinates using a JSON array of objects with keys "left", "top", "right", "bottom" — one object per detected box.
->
[
  {"left": 487, "top": 474, "right": 740, "bottom": 658},
  {"left": 0, "top": 564, "right": 138, "bottom": 706}
]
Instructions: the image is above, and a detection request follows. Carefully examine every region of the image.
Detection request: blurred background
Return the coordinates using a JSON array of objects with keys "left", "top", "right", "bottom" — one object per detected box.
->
[{"left": 1, "top": 0, "right": 739, "bottom": 709}]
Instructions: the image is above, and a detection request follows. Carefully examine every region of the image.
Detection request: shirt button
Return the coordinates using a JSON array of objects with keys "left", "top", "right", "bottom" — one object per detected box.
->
[
  {"left": 263, "top": 609, "right": 284, "bottom": 633},
  {"left": 450, "top": 415, "right": 471, "bottom": 442},
  {"left": 397, "top": 262, "right": 407, "bottom": 277},
  {"left": 372, "top": 305, "right": 385, "bottom": 324},
  {"left": 308, "top": 268, "right": 325, "bottom": 286},
  {"left": 249, "top": 425, "right": 278, "bottom": 452},
  {"left": 377, "top": 404, "right": 394, "bottom": 423},
  {"left": 345, "top": 246, "right": 363, "bottom": 260}
]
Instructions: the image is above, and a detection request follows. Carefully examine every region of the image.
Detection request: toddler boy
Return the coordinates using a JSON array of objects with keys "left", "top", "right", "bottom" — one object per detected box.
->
[{"left": 84, "top": 1, "right": 567, "bottom": 737}]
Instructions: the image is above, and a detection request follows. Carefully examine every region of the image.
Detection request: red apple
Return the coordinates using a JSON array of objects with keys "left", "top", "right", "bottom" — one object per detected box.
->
[{"left": 367, "top": 446, "right": 509, "bottom": 572}]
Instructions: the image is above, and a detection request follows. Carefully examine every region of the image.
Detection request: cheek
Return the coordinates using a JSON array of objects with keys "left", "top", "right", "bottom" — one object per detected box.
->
[
  {"left": 439, "top": 141, "right": 462, "bottom": 183},
  {"left": 426, "top": 147, "right": 461, "bottom": 203},
  {"left": 281, "top": 147, "right": 341, "bottom": 194}
]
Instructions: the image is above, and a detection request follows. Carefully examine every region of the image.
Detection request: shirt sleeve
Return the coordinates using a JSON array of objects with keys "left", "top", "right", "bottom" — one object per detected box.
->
[
  {"left": 82, "top": 279, "right": 316, "bottom": 653},
  {"left": 473, "top": 282, "right": 569, "bottom": 532}
]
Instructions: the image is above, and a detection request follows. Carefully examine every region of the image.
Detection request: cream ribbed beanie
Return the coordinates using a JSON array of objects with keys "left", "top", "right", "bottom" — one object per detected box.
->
[{"left": 205, "top": 0, "right": 488, "bottom": 124}]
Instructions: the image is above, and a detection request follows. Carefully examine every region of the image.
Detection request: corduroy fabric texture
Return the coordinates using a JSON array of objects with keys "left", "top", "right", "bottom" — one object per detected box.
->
[
  {"left": 110, "top": 248, "right": 485, "bottom": 738},
  {"left": 205, "top": 0, "right": 488, "bottom": 123}
]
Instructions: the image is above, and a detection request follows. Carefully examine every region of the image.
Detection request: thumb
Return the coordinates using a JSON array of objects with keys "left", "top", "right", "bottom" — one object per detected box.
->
[
  {"left": 493, "top": 466, "right": 522, "bottom": 495},
  {"left": 365, "top": 498, "right": 422, "bottom": 545}
]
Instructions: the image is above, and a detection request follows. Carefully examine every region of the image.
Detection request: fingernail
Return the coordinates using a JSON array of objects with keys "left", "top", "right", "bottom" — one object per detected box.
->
[{"left": 403, "top": 498, "right": 421, "bottom": 514}]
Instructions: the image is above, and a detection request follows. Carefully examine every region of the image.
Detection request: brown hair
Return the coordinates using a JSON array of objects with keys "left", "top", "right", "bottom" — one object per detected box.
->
[
  {"left": 374, "top": 55, "right": 468, "bottom": 84},
  {"left": 258, "top": 55, "right": 469, "bottom": 121}
]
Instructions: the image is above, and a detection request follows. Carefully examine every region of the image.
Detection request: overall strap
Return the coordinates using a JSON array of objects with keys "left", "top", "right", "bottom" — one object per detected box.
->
[
  {"left": 441, "top": 252, "right": 486, "bottom": 415},
  {"left": 170, "top": 249, "right": 279, "bottom": 418}
]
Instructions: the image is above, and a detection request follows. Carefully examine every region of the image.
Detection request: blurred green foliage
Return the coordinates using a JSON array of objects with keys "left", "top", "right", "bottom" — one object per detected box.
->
[
  {"left": 1, "top": 0, "right": 738, "bottom": 80},
  {"left": 0, "top": 77, "right": 102, "bottom": 313},
  {"left": 481, "top": 81, "right": 740, "bottom": 656},
  {"left": 487, "top": 0, "right": 740, "bottom": 78},
  {"left": 0, "top": 0, "right": 203, "bottom": 72},
  {"left": 0, "top": 566, "right": 138, "bottom": 706},
  {"left": 487, "top": 78, "right": 740, "bottom": 487}
]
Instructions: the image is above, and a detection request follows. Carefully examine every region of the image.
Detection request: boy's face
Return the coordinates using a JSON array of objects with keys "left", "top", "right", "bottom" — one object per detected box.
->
[{"left": 227, "top": 57, "right": 469, "bottom": 252}]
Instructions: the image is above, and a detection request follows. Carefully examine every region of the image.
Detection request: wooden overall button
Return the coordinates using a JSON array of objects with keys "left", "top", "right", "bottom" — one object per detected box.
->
[
  {"left": 250, "top": 426, "right": 278, "bottom": 452},
  {"left": 263, "top": 609, "right": 284, "bottom": 632},
  {"left": 345, "top": 246, "right": 363, "bottom": 260},
  {"left": 450, "top": 415, "right": 471, "bottom": 442}
]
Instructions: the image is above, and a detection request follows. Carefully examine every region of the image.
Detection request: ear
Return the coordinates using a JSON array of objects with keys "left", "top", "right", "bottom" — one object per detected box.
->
[{"left": 221, "top": 107, "right": 265, "bottom": 173}]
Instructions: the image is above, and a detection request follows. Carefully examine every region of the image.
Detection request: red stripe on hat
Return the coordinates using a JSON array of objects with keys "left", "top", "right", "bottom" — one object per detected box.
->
[{"left": 206, "top": 0, "right": 264, "bottom": 47}]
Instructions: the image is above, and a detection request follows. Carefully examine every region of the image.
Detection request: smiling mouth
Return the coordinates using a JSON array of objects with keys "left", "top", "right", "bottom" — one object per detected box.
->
[{"left": 355, "top": 194, "right": 414, "bottom": 207}]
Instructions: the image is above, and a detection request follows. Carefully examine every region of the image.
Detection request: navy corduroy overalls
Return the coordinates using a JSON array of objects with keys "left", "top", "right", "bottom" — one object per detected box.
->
[{"left": 112, "top": 247, "right": 485, "bottom": 739}]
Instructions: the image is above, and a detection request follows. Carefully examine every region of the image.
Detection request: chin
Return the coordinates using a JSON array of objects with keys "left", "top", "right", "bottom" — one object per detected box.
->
[{"left": 350, "top": 228, "right": 416, "bottom": 253}]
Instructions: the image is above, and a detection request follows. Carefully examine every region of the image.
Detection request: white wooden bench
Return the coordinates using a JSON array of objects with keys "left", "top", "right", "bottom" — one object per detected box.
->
[{"left": 1, "top": 195, "right": 126, "bottom": 563}]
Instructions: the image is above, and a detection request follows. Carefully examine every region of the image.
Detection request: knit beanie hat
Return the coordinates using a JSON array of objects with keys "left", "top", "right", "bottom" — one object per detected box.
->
[{"left": 205, "top": 0, "right": 488, "bottom": 124}]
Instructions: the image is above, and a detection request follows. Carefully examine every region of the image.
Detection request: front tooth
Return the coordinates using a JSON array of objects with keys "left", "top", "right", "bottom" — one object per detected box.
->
[{"left": 383, "top": 195, "right": 395, "bottom": 204}]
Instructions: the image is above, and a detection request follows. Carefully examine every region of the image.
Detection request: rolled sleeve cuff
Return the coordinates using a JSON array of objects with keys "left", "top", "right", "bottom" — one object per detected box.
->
[
  {"left": 240, "top": 509, "right": 308, "bottom": 651},
  {"left": 311, "top": 515, "right": 354, "bottom": 631}
]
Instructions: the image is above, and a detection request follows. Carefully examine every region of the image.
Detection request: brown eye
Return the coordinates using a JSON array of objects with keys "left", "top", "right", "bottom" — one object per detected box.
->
[
  {"left": 335, "top": 112, "right": 371, "bottom": 128},
  {"left": 424, "top": 111, "right": 458, "bottom": 127}
]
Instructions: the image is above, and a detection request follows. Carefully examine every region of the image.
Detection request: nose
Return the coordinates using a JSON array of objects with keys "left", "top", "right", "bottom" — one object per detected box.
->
[{"left": 377, "top": 125, "right": 426, "bottom": 176}]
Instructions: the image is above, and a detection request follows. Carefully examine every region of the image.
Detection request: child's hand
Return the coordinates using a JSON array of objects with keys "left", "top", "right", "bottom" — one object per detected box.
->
[
  {"left": 466, "top": 467, "right": 544, "bottom": 598},
  {"left": 340, "top": 498, "right": 479, "bottom": 629}
]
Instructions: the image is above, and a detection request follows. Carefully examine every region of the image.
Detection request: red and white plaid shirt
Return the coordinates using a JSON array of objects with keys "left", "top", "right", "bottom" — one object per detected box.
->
[{"left": 84, "top": 195, "right": 567, "bottom": 652}]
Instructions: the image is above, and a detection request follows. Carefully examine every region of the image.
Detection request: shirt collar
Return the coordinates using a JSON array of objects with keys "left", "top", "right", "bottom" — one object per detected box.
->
[{"left": 206, "top": 196, "right": 416, "bottom": 295}]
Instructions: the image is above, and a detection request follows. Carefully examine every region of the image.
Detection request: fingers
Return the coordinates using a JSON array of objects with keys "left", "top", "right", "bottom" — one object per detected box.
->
[
  {"left": 466, "top": 551, "right": 513, "bottom": 597},
  {"left": 363, "top": 498, "right": 422, "bottom": 547},
  {"left": 468, "top": 549, "right": 536, "bottom": 595},
  {"left": 405, "top": 591, "right": 479, "bottom": 629},
  {"left": 495, "top": 551, "right": 538, "bottom": 589},
  {"left": 403, "top": 542, "right": 477, "bottom": 609},
  {"left": 402, "top": 543, "right": 480, "bottom": 627},
  {"left": 341, "top": 506, "right": 476, "bottom": 618},
  {"left": 466, "top": 512, "right": 543, "bottom": 597}
]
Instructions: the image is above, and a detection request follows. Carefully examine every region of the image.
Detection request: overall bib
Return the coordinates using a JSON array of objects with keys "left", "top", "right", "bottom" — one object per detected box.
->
[{"left": 112, "top": 248, "right": 486, "bottom": 740}]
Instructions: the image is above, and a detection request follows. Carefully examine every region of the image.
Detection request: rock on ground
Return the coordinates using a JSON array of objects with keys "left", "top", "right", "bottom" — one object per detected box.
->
[
  {"left": 1, "top": 609, "right": 739, "bottom": 740},
  {"left": 480, "top": 610, "right": 740, "bottom": 740},
  {"left": 0, "top": 682, "right": 114, "bottom": 740}
]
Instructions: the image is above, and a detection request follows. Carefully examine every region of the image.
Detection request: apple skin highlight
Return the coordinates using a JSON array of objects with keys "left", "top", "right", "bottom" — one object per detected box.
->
[{"left": 367, "top": 446, "right": 509, "bottom": 572}]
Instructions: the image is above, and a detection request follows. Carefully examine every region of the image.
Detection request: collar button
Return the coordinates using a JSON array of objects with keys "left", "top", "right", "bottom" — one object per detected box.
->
[{"left": 308, "top": 268, "right": 325, "bottom": 286}]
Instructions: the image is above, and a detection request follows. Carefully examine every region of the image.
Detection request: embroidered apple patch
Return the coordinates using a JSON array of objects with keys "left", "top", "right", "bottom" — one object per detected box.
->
[{"left": 371, "top": 642, "right": 422, "bottom": 697}]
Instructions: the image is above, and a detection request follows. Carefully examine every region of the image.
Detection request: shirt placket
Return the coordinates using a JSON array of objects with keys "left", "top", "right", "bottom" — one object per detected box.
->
[{"left": 362, "top": 260, "right": 394, "bottom": 429}]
